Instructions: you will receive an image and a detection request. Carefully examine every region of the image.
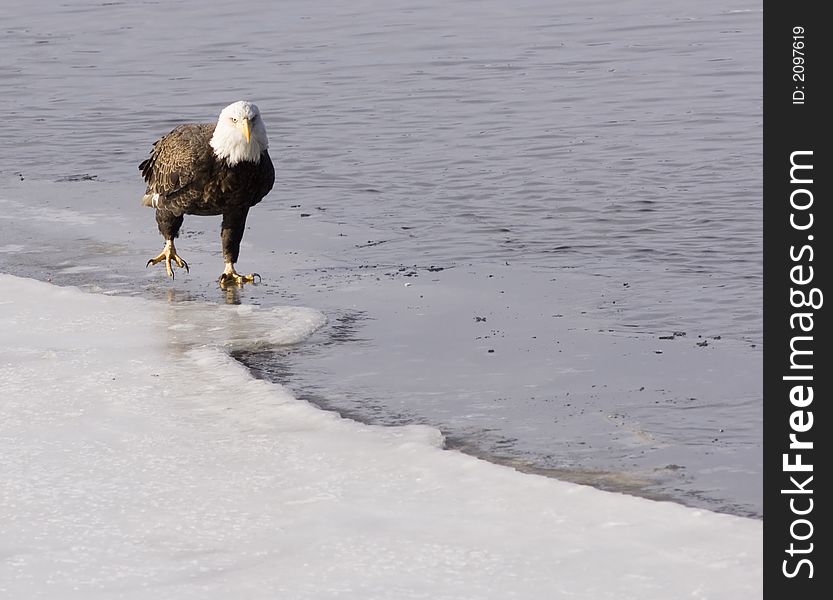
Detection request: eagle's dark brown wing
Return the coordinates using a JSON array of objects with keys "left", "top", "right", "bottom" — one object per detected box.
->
[{"left": 139, "top": 123, "right": 216, "bottom": 213}]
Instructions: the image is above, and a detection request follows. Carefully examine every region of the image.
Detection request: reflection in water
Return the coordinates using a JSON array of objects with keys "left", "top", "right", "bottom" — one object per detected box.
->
[{"left": 223, "top": 286, "right": 241, "bottom": 305}]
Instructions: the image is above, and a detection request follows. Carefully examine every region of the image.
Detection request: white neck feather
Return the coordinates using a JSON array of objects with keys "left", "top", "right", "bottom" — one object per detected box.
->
[{"left": 210, "top": 122, "right": 267, "bottom": 166}]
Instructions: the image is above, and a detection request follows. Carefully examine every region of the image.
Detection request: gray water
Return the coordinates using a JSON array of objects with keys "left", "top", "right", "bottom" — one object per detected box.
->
[{"left": 1, "top": 0, "right": 762, "bottom": 516}]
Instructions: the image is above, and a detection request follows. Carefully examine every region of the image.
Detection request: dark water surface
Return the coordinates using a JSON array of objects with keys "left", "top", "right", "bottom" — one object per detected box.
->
[{"left": 1, "top": 0, "right": 762, "bottom": 516}]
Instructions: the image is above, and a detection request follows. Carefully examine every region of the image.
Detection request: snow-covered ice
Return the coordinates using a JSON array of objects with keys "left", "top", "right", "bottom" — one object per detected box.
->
[{"left": 0, "top": 275, "right": 761, "bottom": 599}]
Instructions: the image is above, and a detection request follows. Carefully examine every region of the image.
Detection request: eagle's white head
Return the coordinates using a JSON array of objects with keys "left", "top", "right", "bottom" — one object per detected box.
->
[{"left": 210, "top": 101, "right": 269, "bottom": 166}]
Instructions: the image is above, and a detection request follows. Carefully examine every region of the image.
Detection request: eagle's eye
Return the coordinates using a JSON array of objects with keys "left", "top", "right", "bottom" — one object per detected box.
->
[{"left": 231, "top": 117, "right": 238, "bottom": 123}]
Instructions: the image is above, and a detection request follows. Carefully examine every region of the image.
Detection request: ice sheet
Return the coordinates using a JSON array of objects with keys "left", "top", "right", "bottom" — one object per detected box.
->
[{"left": 0, "top": 275, "right": 761, "bottom": 599}]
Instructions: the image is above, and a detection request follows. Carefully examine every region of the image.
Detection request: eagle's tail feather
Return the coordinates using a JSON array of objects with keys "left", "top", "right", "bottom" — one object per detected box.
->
[{"left": 141, "top": 193, "right": 164, "bottom": 208}]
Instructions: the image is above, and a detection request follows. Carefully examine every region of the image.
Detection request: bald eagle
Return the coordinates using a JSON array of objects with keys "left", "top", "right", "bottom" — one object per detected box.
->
[{"left": 139, "top": 101, "right": 275, "bottom": 287}]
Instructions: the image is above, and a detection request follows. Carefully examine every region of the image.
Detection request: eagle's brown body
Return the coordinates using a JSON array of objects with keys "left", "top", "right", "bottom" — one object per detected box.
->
[
  {"left": 139, "top": 115, "right": 275, "bottom": 285},
  {"left": 140, "top": 123, "right": 274, "bottom": 218}
]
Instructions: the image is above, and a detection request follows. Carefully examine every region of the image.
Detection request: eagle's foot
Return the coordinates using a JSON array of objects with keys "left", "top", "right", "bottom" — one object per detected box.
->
[
  {"left": 146, "top": 241, "right": 189, "bottom": 279},
  {"left": 218, "top": 265, "right": 261, "bottom": 288}
]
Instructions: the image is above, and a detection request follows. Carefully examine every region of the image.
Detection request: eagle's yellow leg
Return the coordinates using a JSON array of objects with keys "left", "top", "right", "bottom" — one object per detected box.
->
[
  {"left": 146, "top": 240, "right": 189, "bottom": 279},
  {"left": 218, "top": 263, "right": 261, "bottom": 288}
]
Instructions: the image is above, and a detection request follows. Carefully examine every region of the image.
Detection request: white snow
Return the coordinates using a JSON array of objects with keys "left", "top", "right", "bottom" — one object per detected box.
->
[{"left": 0, "top": 274, "right": 762, "bottom": 599}]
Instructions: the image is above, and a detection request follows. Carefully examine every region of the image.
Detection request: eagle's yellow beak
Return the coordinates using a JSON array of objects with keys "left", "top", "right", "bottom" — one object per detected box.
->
[{"left": 241, "top": 118, "right": 251, "bottom": 143}]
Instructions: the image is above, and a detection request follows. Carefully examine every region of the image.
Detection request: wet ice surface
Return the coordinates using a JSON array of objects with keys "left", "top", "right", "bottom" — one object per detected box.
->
[
  {"left": 0, "top": 274, "right": 762, "bottom": 599},
  {"left": 1, "top": 0, "right": 761, "bottom": 516},
  {"left": 0, "top": 179, "right": 761, "bottom": 517}
]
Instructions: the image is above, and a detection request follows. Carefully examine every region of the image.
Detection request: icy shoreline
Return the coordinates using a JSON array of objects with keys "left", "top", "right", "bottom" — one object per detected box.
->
[
  {"left": 0, "top": 178, "right": 763, "bottom": 517},
  {"left": 0, "top": 274, "right": 761, "bottom": 598}
]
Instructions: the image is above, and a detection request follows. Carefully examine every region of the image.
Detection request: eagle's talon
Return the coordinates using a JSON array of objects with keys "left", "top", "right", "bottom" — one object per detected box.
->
[
  {"left": 146, "top": 241, "right": 188, "bottom": 280},
  {"left": 218, "top": 267, "right": 260, "bottom": 288},
  {"left": 173, "top": 256, "right": 189, "bottom": 273}
]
